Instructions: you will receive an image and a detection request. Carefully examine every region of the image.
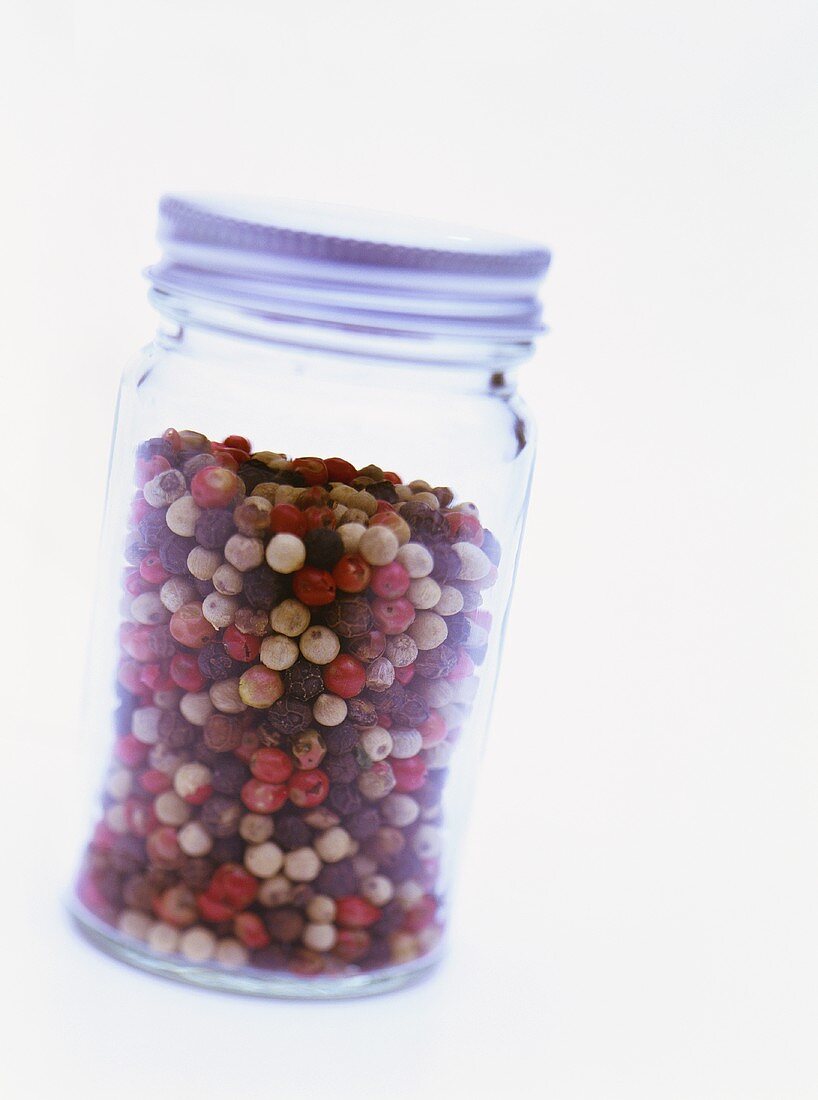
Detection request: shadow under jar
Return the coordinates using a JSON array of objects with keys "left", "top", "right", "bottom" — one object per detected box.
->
[{"left": 72, "top": 194, "right": 551, "bottom": 998}]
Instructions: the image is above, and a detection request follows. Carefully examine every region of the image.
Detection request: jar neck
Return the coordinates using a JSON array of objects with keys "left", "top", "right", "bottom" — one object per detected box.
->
[{"left": 150, "top": 288, "right": 534, "bottom": 393}]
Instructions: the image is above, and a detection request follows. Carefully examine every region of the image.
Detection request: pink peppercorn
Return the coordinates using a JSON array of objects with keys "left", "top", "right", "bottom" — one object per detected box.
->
[
  {"left": 139, "top": 768, "right": 172, "bottom": 794},
  {"left": 324, "top": 457, "right": 357, "bottom": 483},
  {"left": 169, "top": 603, "right": 218, "bottom": 649},
  {"left": 146, "top": 826, "right": 183, "bottom": 868},
  {"left": 447, "top": 649, "right": 475, "bottom": 681},
  {"left": 241, "top": 778, "right": 288, "bottom": 814},
  {"left": 418, "top": 712, "right": 447, "bottom": 748},
  {"left": 139, "top": 553, "right": 171, "bottom": 585},
  {"left": 190, "top": 465, "right": 243, "bottom": 509},
  {"left": 322, "top": 654, "right": 366, "bottom": 699},
  {"left": 250, "top": 747, "right": 293, "bottom": 784},
  {"left": 169, "top": 652, "right": 206, "bottom": 692},
  {"left": 335, "top": 896, "right": 382, "bottom": 929},
  {"left": 270, "top": 503, "right": 308, "bottom": 537},
  {"left": 370, "top": 561, "right": 410, "bottom": 599},
  {"left": 371, "top": 597, "right": 416, "bottom": 635},
  {"left": 234, "top": 911, "right": 271, "bottom": 950},
  {"left": 223, "top": 624, "right": 261, "bottom": 663},
  {"left": 197, "top": 893, "right": 235, "bottom": 923},
  {"left": 393, "top": 664, "right": 415, "bottom": 685},
  {"left": 223, "top": 433, "right": 252, "bottom": 453},
  {"left": 293, "top": 457, "right": 328, "bottom": 485},
  {"left": 208, "top": 862, "right": 258, "bottom": 910},
  {"left": 287, "top": 769, "right": 330, "bottom": 808},
  {"left": 333, "top": 929, "right": 373, "bottom": 962},
  {"left": 391, "top": 756, "right": 428, "bottom": 793},
  {"left": 292, "top": 567, "right": 336, "bottom": 607}
]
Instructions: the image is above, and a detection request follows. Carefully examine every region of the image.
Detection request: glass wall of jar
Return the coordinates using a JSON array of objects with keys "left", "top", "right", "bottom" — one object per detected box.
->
[{"left": 72, "top": 195, "right": 550, "bottom": 998}]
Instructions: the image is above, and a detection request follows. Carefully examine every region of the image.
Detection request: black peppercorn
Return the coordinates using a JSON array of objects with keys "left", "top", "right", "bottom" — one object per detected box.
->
[
  {"left": 322, "top": 597, "right": 374, "bottom": 638},
  {"left": 211, "top": 756, "right": 250, "bottom": 797},
  {"left": 273, "top": 815, "right": 313, "bottom": 851},
  {"left": 347, "top": 697, "right": 378, "bottom": 727},
  {"left": 323, "top": 722, "right": 359, "bottom": 756},
  {"left": 413, "top": 643, "right": 458, "bottom": 680},
  {"left": 209, "top": 835, "right": 245, "bottom": 864},
  {"left": 328, "top": 782, "right": 362, "bottom": 816},
  {"left": 159, "top": 533, "right": 196, "bottom": 575},
  {"left": 178, "top": 857, "right": 216, "bottom": 891},
  {"left": 346, "top": 807, "right": 380, "bottom": 840},
  {"left": 314, "top": 859, "right": 357, "bottom": 897},
  {"left": 323, "top": 752, "right": 360, "bottom": 784},
  {"left": 203, "top": 713, "right": 244, "bottom": 753},
  {"left": 282, "top": 658, "right": 324, "bottom": 701},
  {"left": 242, "top": 565, "right": 291, "bottom": 611},
  {"left": 367, "top": 479, "right": 399, "bottom": 503},
  {"left": 392, "top": 689, "right": 429, "bottom": 727},
  {"left": 443, "top": 612, "right": 470, "bottom": 647},
  {"left": 373, "top": 899, "right": 404, "bottom": 934},
  {"left": 138, "top": 509, "right": 170, "bottom": 548},
  {"left": 200, "top": 795, "right": 243, "bottom": 838},
  {"left": 157, "top": 711, "right": 196, "bottom": 748},
  {"left": 197, "top": 641, "right": 240, "bottom": 681},
  {"left": 194, "top": 509, "right": 235, "bottom": 549},
  {"left": 137, "top": 437, "right": 176, "bottom": 463},
  {"left": 258, "top": 697, "right": 313, "bottom": 740},
  {"left": 430, "top": 543, "right": 460, "bottom": 583},
  {"left": 303, "top": 527, "right": 344, "bottom": 570}
]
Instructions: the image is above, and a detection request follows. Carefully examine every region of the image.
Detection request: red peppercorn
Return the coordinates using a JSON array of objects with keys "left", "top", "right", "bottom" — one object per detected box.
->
[
  {"left": 223, "top": 624, "right": 262, "bottom": 663},
  {"left": 286, "top": 769, "right": 330, "bottom": 808},
  {"left": 190, "top": 466, "right": 243, "bottom": 509},
  {"left": 250, "top": 747, "right": 294, "bottom": 784},
  {"left": 371, "top": 597, "right": 416, "bottom": 635},
  {"left": 163, "top": 427, "right": 182, "bottom": 452},
  {"left": 197, "top": 892, "right": 235, "bottom": 923},
  {"left": 332, "top": 554, "right": 372, "bottom": 593},
  {"left": 292, "top": 566, "right": 336, "bottom": 607},
  {"left": 303, "top": 505, "right": 336, "bottom": 531},
  {"left": 115, "top": 734, "right": 149, "bottom": 767},
  {"left": 333, "top": 928, "right": 372, "bottom": 962},
  {"left": 233, "top": 727, "right": 262, "bottom": 764},
  {"left": 209, "top": 862, "right": 258, "bottom": 910},
  {"left": 241, "top": 778, "right": 289, "bottom": 814},
  {"left": 445, "top": 512, "right": 484, "bottom": 545},
  {"left": 234, "top": 911, "right": 271, "bottom": 949},
  {"left": 419, "top": 712, "right": 447, "bottom": 748},
  {"left": 270, "top": 503, "right": 308, "bottom": 537},
  {"left": 125, "top": 797, "right": 159, "bottom": 837},
  {"left": 370, "top": 561, "right": 410, "bottom": 599},
  {"left": 391, "top": 756, "right": 428, "bottom": 792},
  {"left": 402, "top": 894, "right": 437, "bottom": 932},
  {"left": 139, "top": 768, "right": 173, "bottom": 794},
  {"left": 293, "top": 457, "right": 328, "bottom": 485},
  {"left": 322, "top": 654, "right": 366, "bottom": 699},
  {"left": 135, "top": 454, "right": 171, "bottom": 487},
  {"left": 169, "top": 651, "right": 207, "bottom": 692},
  {"left": 382, "top": 471, "right": 401, "bottom": 485},
  {"left": 139, "top": 662, "right": 175, "bottom": 693},
  {"left": 335, "top": 896, "right": 382, "bottom": 929},
  {"left": 324, "top": 457, "right": 357, "bottom": 483},
  {"left": 139, "top": 553, "right": 171, "bottom": 585},
  {"left": 223, "top": 434, "right": 251, "bottom": 453}
]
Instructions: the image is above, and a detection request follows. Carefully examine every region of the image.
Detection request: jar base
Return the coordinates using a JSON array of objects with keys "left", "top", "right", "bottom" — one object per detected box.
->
[{"left": 69, "top": 903, "right": 443, "bottom": 1000}]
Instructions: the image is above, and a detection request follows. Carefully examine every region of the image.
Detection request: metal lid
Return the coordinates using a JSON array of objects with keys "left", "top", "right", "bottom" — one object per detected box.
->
[{"left": 147, "top": 193, "right": 551, "bottom": 341}]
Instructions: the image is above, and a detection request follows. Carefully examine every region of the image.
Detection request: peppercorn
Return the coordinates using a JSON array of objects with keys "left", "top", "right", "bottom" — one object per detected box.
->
[
  {"left": 258, "top": 696, "right": 313, "bottom": 740},
  {"left": 157, "top": 711, "right": 196, "bottom": 749},
  {"left": 413, "top": 643, "right": 458, "bottom": 680},
  {"left": 323, "top": 753, "right": 360, "bottom": 784},
  {"left": 200, "top": 795, "right": 243, "bottom": 838},
  {"left": 347, "top": 697, "right": 378, "bottom": 727},
  {"left": 242, "top": 565, "right": 290, "bottom": 611},
  {"left": 346, "top": 807, "right": 381, "bottom": 841},
  {"left": 311, "top": 693, "right": 348, "bottom": 727},
  {"left": 322, "top": 722, "right": 359, "bottom": 756},
  {"left": 303, "top": 527, "right": 344, "bottom": 570},
  {"left": 327, "top": 783, "right": 362, "bottom": 816},
  {"left": 282, "top": 658, "right": 325, "bottom": 702},
  {"left": 211, "top": 757, "right": 250, "bottom": 797},
  {"left": 314, "top": 858, "right": 357, "bottom": 898},
  {"left": 197, "top": 641, "right": 239, "bottom": 681},
  {"left": 159, "top": 534, "right": 197, "bottom": 575},
  {"left": 273, "top": 814, "right": 312, "bottom": 851}
]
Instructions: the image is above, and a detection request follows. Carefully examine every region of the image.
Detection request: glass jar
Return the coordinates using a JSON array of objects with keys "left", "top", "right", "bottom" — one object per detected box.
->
[{"left": 71, "top": 194, "right": 550, "bottom": 998}]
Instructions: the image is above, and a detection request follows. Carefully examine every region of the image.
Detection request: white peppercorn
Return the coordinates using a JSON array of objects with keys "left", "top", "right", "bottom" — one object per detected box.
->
[
  {"left": 143, "top": 468, "right": 186, "bottom": 507},
  {"left": 117, "top": 909, "right": 153, "bottom": 940},
  {"left": 407, "top": 576, "right": 442, "bottom": 609},
  {"left": 359, "top": 726, "right": 393, "bottom": 762},
  {"left": 407, "top": 610, "right": 448, "bottom": 650},
  {"left": 178, "top": 821, "right": 214, "bottom": 857},
  {"left": 130, "top": 591, "right": 170, "bottom": 625},
  {"left": 396, "top": 542, "right": 433, "bottom": 578},
  {"left": 305, "top": 895, "right": 336, "bottom": 923},
  {"left": 132, "top": 706, "right": 161, "bottom": 744},
  {"left": 299, "top": 625, "right": 340, "bottom": 665},
  {"left": 433, "top": 584, "right": 464, "bottom": 616},
  {"left": 209, "top": 677, "right": 246, "bottom": 714},
  {"left": 257, "top": 874, "right": 294, "bottom": 907},
  {"left": 187, "top": 546, "right": 222, "bottom": 581},
  {"left": 269, "top": 598, "right": 311, "bottom": 637},
  {"left": 224, "top": 534, "right": 265, "bottom": 572},
  {"left": 165, "top": 494, "right": 201, "bottom": 537},
  {"left": 314, "top": 826, "right": 352, "bottom": 863},
  {"left": 388, "top": 728, "right": 423, "bottom": 759},
  {"left": 412, "top": 823, "right": 443, "bottom": 859},
  {"left": 159, "top": 576, "right": 199, "bottom": 612},
  {"left": 147, "top": 921, "right": 180, "bottom": 955},
  {"left": 311, "top": 693, "right": 348, "bottom": 726},
  {"left": 212, "top": 562, "right": 244, "bottom": 595},
  {"left": 337, "top": 522, "right": 367, "bottom": 553},
  {"left": 179, "top": 926, "right": 217, "bottom": 963},
  {"left": 154, "top": 790, "right": 191, "bottom": 826},
  {"left": 381, "top": 792, "right": 420, "bottom": 827},
  {"left": 358, "top": 525, "right": 398, "bottom": 565},
  {"left": 239, "top": 813, "right": 275, "bottom": 844},
  {"left": 303, "top": 922, "right": 337, "bottom": 952},
  {"left": 360, "top": 873, "right": 395, "bottom": 906},
  {"left": 260, "top": 633, "right": 300, "bottom": 671},
  {"left": 452, "top": 541, "right": 491, "bottom": 581},
  {"left": 201, "top": 592, "right": 239, "bottom": 629},
  {"left": 215, "top": 938, "right": 250, "bottom": 969},
  {"left": 265, "top": 533, "right": 306, "bottom": 574},
  {"left": 179, "top": 691, "right": 214, "bottom": 726},
  {"left": 244, "top": 841, "right": 284, "bottom": 878},
  {"left": 283, "top": 847, "right": 322, "bottom": 882}
]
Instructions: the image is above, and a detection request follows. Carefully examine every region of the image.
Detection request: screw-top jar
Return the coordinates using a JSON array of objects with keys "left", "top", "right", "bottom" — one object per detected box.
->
[{"left": 72, "top": 194, "right": 550, "bottom": 998}]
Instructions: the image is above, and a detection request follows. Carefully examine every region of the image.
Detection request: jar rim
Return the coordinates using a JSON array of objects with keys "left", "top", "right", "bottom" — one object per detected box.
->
[{"left": 146, "top": 193, "right": 550, "bottom": 344}]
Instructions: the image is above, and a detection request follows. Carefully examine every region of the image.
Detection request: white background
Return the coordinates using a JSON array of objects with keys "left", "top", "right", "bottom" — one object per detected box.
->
[{"left": 2, "top": 2, "right": 818, "bottom": 1097}]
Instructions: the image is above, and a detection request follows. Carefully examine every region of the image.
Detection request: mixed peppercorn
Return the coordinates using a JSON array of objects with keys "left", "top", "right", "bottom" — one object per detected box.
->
[{"left": 76, "top": 429, "right": 499, "bottom": 978}]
